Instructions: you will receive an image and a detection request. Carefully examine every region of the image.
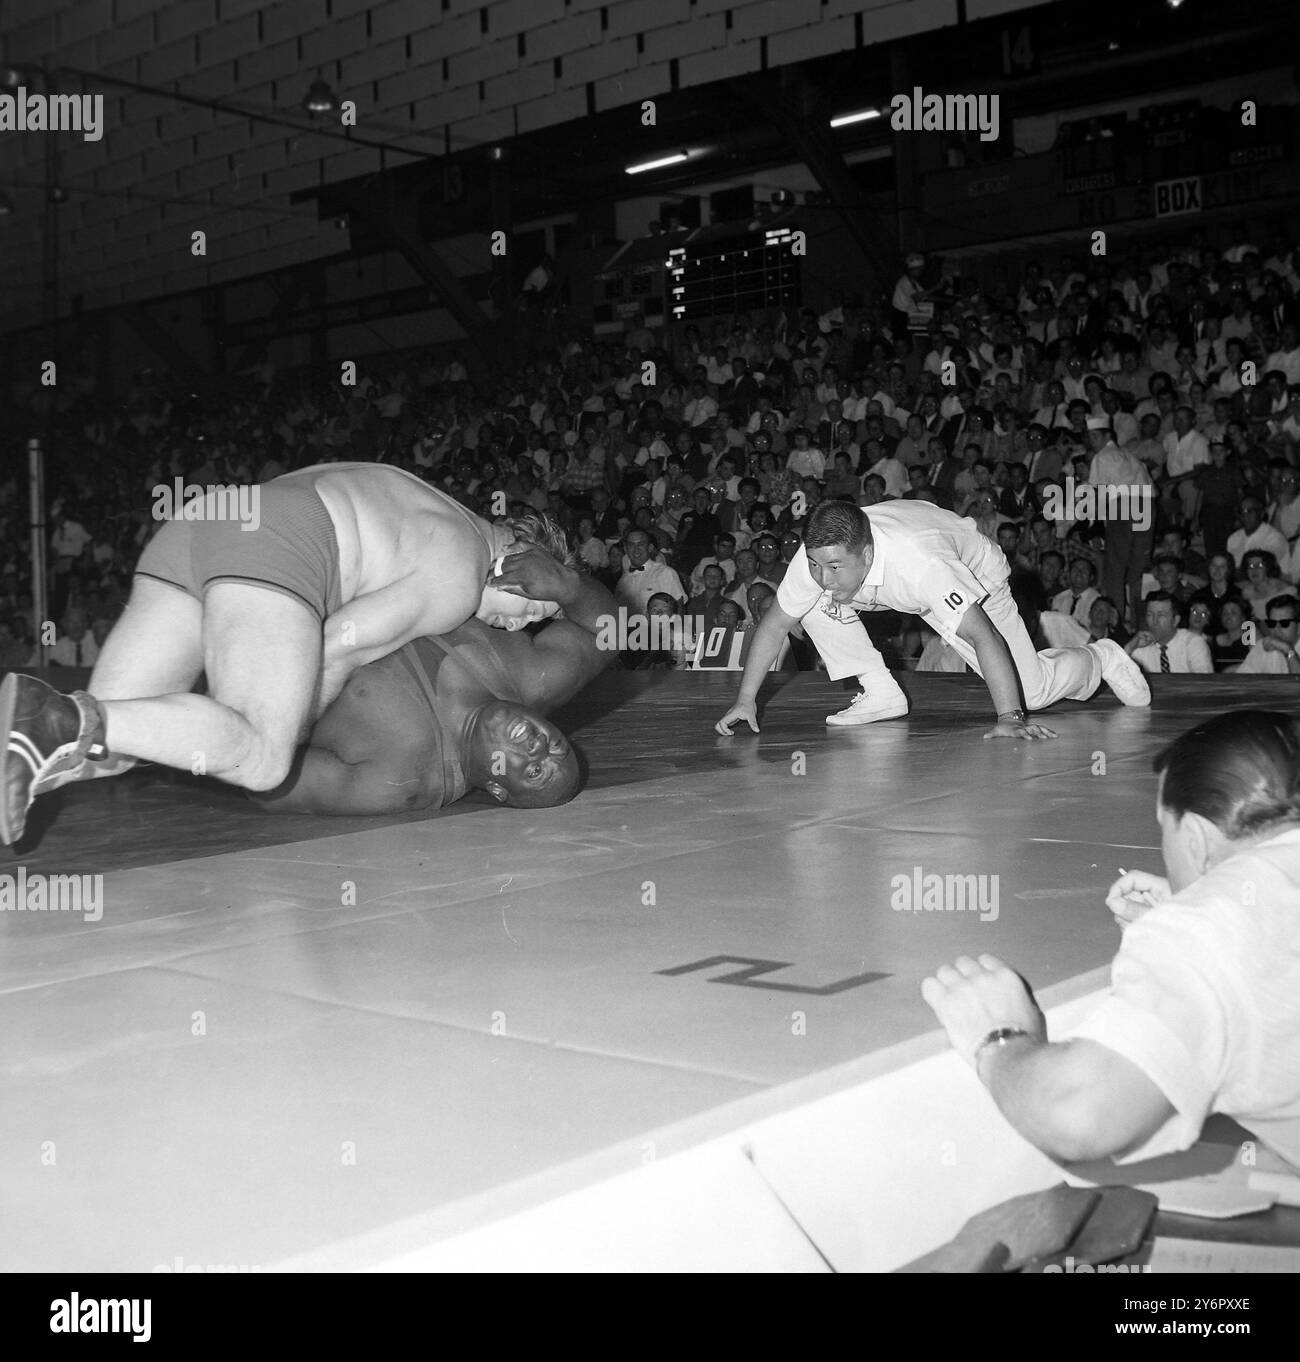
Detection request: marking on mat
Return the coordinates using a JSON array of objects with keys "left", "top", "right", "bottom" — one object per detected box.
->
[{"left": 657, "top": 955, "right": 890, "bottom": 995}]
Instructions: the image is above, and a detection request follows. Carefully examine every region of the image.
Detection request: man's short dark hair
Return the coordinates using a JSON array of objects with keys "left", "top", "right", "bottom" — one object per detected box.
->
[{"left": 804, "top": 500, "right": 871, "bottom": 553}]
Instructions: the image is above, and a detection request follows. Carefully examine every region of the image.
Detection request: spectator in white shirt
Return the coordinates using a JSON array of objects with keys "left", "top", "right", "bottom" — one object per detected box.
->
[
  {"left": 683, "top": 381, "right": 718, "bottom": 428},
  {"left": 45, "top": 611, "right": 100, "bottom": 668},
  {"left": 891, "top": 252, "right": 931, "bottom": 323},
  {"left": 1265, "top": 324, "right": 1300, "bottom": 387},
  {"left": 704, "top": 349, "right": 734, "bottom": 389},
  {"left": 1234, "top": 594, "right": 1300, "bottom": 677},
  {"left": 1227, "top": 500, "right": 1290, "bottom": 573},
  {"left": 614, "top": 530, "right": 687, "bottom": 613},
  {"left": 923, "top": 707, "right": 1300, "bottom": 1169},
  {"left": 867, "top": 448, "right": 909, "bottom": 499},
  {"left": 690, "top": 534, "right": 739, "bottom": 594},
  {"left": 1052, "top": 559, "right": 1101, "bottom": 627},
  {"left": 785, "top": 428, "right": 826, "bottom": 481},
  {"left": 49, "top": 508, "right": 91, "bottom": 571},
  {"left": 1162, "top": 406, "right": 1210, "bottom": 523},
  {"left": 1126, "top": 592, "right": 1214, "bottom": 674}
]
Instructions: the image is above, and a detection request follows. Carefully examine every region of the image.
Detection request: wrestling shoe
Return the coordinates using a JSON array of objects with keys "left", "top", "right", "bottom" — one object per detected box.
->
[
  {"left": 825, "top": 688, "right": 910, "bottom": 726},
  {"left": 1091, "top": 639, "right": 1151, "bottom": 708},
  {"left": 0, "top": 674, "right": 107, "bottom": 845}
]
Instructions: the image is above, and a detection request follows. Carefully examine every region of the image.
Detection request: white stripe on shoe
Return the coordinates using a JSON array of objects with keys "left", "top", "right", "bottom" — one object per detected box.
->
[{"left": 7, "top": 732, "right": 44, "bottom": 774}]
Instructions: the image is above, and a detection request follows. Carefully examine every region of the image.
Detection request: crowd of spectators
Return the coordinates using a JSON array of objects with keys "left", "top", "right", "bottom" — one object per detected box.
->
[{"left": 3, "top": 214, "right": 1300, "bottom": 682}]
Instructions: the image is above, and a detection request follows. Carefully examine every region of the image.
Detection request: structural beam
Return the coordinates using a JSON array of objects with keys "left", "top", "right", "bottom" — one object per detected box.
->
[
  {"left": 117, "top": 304, "right": 211, "bottom": 382},
  {"left": 228, "top": 271, "right": 307, "bottom": 374},
  {"left": 339, "top": 178, "right": 496, "bottom": 371},
  {"left": 743, "top": 69, "right": 901, "bottom": 303}
]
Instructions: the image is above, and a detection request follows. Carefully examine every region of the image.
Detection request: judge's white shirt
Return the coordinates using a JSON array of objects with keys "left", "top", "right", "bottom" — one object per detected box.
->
[{"left": 1067, "top": 829, "right": 1300, "bottom": 1170}]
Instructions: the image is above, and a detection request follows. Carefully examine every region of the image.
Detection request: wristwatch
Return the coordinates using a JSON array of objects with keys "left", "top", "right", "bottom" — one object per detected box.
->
[
  {"left": 973, "top": 1026, "right": 1033, "bottom": 1073},
  {"left": 997, "top": 708, "right": 1028, "bottom": 723}
]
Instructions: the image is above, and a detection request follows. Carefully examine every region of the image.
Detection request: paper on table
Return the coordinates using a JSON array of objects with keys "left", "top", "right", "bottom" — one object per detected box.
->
[{"left": 1149, "top": 1239, "right": 1300, "bottom": 1272}]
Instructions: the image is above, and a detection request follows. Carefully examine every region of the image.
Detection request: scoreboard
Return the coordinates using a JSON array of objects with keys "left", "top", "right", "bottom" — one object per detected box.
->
[
  {"left": 594, "top": 215, "right": 803, "bottom": 333},
  {"left": 669, "top": 222, "right": 801, "bottom": 321}
]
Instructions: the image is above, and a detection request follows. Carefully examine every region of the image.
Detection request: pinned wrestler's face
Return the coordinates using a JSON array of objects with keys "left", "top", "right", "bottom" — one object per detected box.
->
[{"left": 472, "top": 701, "right": 580, "bottom": 808}]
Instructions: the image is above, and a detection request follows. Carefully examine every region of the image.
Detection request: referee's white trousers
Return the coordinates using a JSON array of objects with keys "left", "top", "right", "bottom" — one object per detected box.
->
[{"left": 800, "top": 584, "right": 1102, "bottom": 711}]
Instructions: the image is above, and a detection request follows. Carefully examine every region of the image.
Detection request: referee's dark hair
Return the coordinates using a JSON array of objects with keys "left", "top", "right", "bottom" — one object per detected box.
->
[{"left": 805, "top": 500, "right": 872, "bottom": 554}]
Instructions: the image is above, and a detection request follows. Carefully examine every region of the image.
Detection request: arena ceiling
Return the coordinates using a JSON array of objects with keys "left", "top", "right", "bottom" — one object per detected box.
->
[{"left": 0, "top": 0, "right": 1295, "bottom": 339}]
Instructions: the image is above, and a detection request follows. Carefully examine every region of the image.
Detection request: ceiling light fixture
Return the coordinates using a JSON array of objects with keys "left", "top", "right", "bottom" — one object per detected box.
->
[
  {"left": 302, "top": 74, "right": 339, "bottom": 116},
  {"left": 625, "top": 151, "right": 689, "bottom": 175},
  {"left": 829, "top": 108, "right": 881, "bottom": 128}
]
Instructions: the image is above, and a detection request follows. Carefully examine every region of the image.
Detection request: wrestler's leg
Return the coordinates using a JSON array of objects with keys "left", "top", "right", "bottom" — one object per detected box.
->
[
  {"left": 72, "top": 576, "right": 208, "bottom": 780},
  {"left": 95, "top": 583, "right": 322, "bottom": 791}
]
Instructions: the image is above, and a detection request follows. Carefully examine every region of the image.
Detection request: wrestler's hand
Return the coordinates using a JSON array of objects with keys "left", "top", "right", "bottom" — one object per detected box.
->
[
  {"left": 1105, "top": 869, "right": 1170, "bottom": 928},
  {"left": 715, "top": 700, "right": 759, "bottom": 735},
  {"left": 491, "top": 546, "right": 578, "bottom": 607},
  {"left": 983, "top": 717, "right": 1057, "bottom": 741},
  {"left": 921, "top": 955, "right": 1046, "bottom": 1069}
]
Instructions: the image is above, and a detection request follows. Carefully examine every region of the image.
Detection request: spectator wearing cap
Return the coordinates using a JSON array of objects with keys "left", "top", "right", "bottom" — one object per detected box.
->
[
  {"left": 1235, "top": 594, "right": 1300, "bottom": 676},
  {"left": 891, "top": 253, "right": 931, "bottom": 333},
  {"left": 1126, "top": 592, "right": 1214, "bottom": 674}
]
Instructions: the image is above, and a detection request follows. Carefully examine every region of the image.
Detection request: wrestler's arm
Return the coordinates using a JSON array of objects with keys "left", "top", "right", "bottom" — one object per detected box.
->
[
  {"left": 256, "top": 657, "right": 436, "bottom": 814},
  {"left": 488, "top": 555, "right": 620, "bottom": 710}
]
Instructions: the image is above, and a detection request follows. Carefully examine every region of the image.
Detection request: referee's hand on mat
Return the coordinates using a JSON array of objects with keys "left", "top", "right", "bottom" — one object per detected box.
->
[
  {"left": 983, "top": 716, "right": 1057, "bottom": 741},
  {"left": 715, "top": 700, "right": 759, "bottom": 735}
]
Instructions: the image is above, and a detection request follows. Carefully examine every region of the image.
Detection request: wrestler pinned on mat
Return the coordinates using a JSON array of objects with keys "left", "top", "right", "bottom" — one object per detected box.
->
[
  {"left": 255, "top": 546, "right": 619, "bottom": 814},
  {"left": 0, "top": 463, "right": 570, "bottom": 845}
]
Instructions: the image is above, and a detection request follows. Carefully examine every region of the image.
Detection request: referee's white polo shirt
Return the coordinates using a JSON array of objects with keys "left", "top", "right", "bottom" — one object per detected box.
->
[{"left": 776, "top": 501, "right": 1008, "bottom": 646}]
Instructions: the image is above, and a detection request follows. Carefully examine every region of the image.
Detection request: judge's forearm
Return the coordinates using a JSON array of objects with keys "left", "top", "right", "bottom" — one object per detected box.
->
[{"left": 978, "top": 1039, "right": 1117, "bottom": 1163}]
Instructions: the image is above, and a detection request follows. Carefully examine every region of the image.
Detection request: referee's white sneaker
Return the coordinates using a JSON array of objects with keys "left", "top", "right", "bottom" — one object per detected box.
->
[
  {"left": 825, "top": 687, "right": 909, "bottom": 726},
  {"left": 1091, "top": 639, "right": 1151, "bottom": 707}
]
